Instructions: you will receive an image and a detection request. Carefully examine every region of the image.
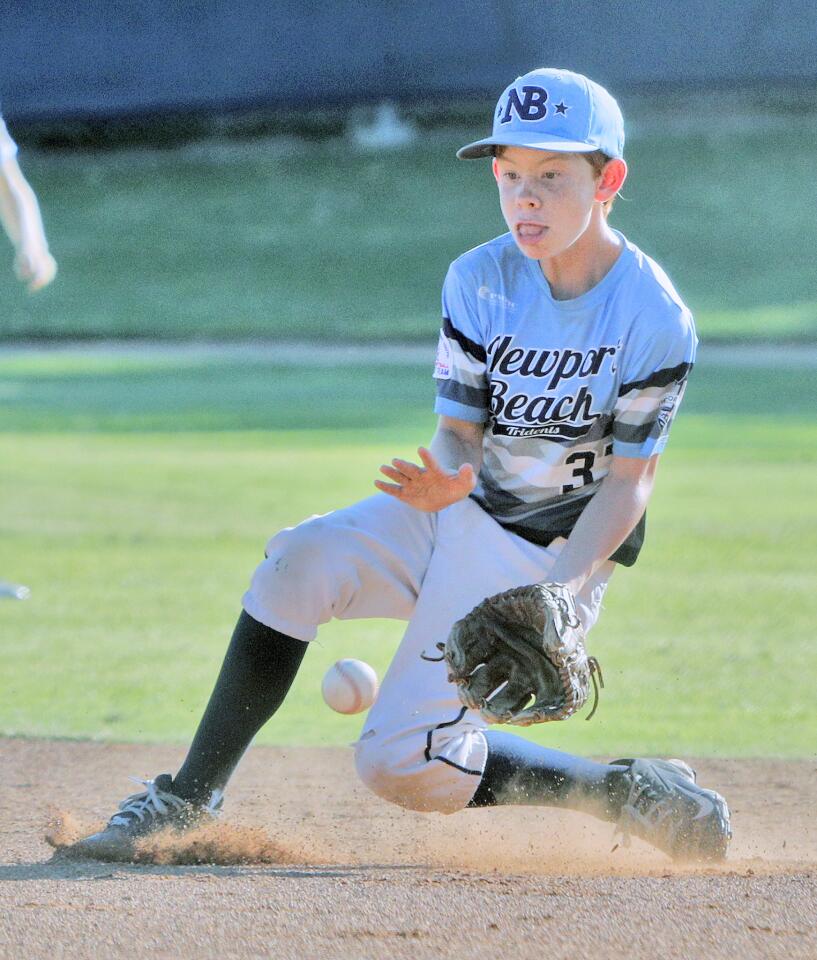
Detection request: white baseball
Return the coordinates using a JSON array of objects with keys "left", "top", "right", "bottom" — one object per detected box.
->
[{"left": 321, "top": 659, "right": 379, "bottom": 714}]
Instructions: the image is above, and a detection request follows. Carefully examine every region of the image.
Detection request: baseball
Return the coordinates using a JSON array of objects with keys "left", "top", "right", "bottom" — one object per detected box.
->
[{"left": 321, "top": 659, "right": 379, "bottom": 714}]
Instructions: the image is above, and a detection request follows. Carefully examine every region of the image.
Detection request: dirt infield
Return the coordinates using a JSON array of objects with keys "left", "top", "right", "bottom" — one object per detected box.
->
[{"left": 2, "top": 739, "right": 816, "bottom": 960}]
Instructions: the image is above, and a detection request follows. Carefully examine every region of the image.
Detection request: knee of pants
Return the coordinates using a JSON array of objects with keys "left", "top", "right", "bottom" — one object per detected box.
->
[
  {"left": 251, "top": 518, "right": 361, "bottom": 625},
  {"left": 354, "top": 726, "right": 486, "bottom": 815}
]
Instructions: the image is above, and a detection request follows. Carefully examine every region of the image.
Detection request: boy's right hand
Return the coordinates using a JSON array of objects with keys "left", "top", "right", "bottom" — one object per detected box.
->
[{"left": 375, "top": 446, "right": 476, "bottom": 512}]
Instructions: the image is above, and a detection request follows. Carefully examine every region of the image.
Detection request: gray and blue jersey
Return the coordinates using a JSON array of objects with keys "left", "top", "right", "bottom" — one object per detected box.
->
[{"left": 433, "top": 231, "right": 697, "bottom": 566}]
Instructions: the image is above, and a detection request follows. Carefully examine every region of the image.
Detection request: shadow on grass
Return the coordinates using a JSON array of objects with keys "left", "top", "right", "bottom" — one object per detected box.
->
[
  {"left": 0, "top": 360, "right": 436, "bottom": 434},
  {"left": 0, "top": 355, "right": 814, "bottom": 434}
]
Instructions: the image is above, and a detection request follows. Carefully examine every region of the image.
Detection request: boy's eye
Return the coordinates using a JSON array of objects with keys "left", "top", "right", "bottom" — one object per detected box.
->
[{"left": 542, "top": 171, "right": 558, "bottom": 180}]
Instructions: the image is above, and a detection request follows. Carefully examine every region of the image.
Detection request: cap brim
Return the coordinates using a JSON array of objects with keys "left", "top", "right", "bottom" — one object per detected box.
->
[{"left": 456, "top": 132, "right": 599, "bottom": 160}]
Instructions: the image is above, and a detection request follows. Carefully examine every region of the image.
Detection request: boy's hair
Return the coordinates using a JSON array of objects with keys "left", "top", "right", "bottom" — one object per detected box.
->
[
  {"left": 494, "top": 146, "right": 618, "bottom": 214},
  {"left": 583, "top": 150, "right": 617, "bottom": 213}
]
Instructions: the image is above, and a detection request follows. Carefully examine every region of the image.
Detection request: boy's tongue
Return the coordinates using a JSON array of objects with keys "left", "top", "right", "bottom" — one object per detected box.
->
[{"left": 518, "top": 223, "right": 547, "bottom": 239}]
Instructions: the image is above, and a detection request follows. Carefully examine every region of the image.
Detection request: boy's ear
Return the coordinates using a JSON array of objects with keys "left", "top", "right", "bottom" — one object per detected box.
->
[
  {"left": 492, "top": 157, "right": 501, "bottom": 182},
  {"left": 595, "top": 158, "right": 627, "bottom": 202}
]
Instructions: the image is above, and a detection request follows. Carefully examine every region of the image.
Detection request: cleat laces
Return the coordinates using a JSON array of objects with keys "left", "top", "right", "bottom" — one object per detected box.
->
[
  {"left": 618, "top": 773, "right": 677, "bottom": 845},
  {"left": 613, "top": 760, "right": 709, "bottom": 855},
  {"left": 613, "top": 765, "right": 687, "bottom": 853},
  {"left": 108, "top": 776, "right": 189, "bottom": 828}
]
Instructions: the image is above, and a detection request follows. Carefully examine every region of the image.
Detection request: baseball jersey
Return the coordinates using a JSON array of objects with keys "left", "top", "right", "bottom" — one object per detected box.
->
[{"left": 433, "top": 231, "right": 697, "bottom": 566}]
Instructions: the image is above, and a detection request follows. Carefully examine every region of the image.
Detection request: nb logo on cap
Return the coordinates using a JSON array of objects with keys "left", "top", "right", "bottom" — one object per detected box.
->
[{"left": 499, "top": 86, "right": 548, "bottom": 125}]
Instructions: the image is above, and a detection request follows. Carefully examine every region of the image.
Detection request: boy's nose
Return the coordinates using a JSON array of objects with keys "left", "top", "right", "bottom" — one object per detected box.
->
[
  {"left": 515, "top": 183, "right": 541, "bottom": 208},
  {"left": 516, "top": 188, "right": 539, "bottom": 210}
]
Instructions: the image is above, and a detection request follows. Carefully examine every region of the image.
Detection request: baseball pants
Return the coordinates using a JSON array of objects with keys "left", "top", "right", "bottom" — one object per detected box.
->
[{"left": 242, "top": 494, "right": 614, "bottom": 813}]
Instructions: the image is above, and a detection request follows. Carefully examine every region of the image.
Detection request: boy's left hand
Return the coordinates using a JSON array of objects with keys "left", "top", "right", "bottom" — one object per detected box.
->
[
  {"left": 375, "top": 446, "right": 476, "bottom": 512},
  {"left": 15, "top": 246, "right": 57, "bottom": 291}
]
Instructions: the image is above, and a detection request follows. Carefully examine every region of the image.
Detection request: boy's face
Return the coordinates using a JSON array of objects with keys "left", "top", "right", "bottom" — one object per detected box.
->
[{"left": 493, "top": 147, "right": 613, "bottom": 261}]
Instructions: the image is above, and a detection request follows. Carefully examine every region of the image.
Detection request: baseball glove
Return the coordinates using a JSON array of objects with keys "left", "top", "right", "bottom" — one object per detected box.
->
[{"left": 443, "top": 582, "right": 603, "bottom": 725}]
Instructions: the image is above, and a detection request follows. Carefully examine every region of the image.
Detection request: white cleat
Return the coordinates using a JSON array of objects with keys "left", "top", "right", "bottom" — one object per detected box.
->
[{"left": 612, "top": 758, "right": 731, "bottom": 861}]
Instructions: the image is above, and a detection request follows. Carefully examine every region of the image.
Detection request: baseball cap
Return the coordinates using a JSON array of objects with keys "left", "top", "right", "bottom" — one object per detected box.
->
[{"left": 457, "top": 67, "right": 624, "bottom": 160}]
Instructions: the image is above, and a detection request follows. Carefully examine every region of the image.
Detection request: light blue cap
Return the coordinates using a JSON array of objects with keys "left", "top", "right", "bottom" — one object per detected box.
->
[{"left": 457, "top": 67, "right": 624, "bottom": 160}]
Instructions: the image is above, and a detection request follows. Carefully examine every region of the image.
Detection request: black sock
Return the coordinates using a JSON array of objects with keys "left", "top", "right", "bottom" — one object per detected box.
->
[
  {"left": 172, "top": 610, "right": 308, "bottom": 804},
  {"left": 468, "top": 730, "right": 628, "bottom": 822}
]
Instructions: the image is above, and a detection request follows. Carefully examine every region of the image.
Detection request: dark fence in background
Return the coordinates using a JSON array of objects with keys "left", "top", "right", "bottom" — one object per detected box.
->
[{"left": 2, "top": 0, "right": 816, "bottom": 121}]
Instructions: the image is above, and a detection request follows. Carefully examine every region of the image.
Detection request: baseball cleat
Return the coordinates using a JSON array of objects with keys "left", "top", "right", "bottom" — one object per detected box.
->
[
  {"left": 611, "top": 758, "right": 731, "bottom": 862},
  {"left": 70, "top": 774, "right": 222, "bottom": 860}
]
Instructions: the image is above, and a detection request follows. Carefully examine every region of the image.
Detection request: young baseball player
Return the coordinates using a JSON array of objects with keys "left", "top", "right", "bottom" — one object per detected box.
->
[
  {"left": 76, "top": 68, "right": 730, "bottom": 862},
  {"left": 0, "top": 112, "right": 57, "bottom": 597},
  {"left": 0, "top": 114, "right": 57, "bottom": 292}
]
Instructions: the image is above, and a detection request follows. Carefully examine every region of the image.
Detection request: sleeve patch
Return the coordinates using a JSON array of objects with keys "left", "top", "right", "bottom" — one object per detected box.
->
[
  {"left": 656, "top": 393, "right": 678, "bottom": 430},
  {"left": 434, "top": 332, "right": 452, "bottom": 380}
]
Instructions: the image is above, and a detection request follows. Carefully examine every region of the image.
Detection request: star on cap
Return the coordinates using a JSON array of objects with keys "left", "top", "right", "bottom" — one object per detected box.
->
[{"left": 554, "top": 101, "right": 570, "bottom": 115}]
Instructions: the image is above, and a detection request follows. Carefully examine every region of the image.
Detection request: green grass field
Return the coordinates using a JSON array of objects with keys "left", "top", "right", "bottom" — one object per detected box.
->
[
  {"left": 2, "top": 110, "right": 816, "bottom": 343},
  {"left": 1, "top": 348, "right": 815, "bottom": 757}
]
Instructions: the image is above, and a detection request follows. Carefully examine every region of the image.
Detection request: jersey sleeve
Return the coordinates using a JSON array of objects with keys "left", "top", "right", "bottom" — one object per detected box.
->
[
  {"left": 433, "top": 263, "right": 490, "bottom": 424},
  {"left": 612, "top": 307, "right": 697, "bottom": 459},
  {"left": 0, "top": 116, "right": 19, "bottom": 166}
]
